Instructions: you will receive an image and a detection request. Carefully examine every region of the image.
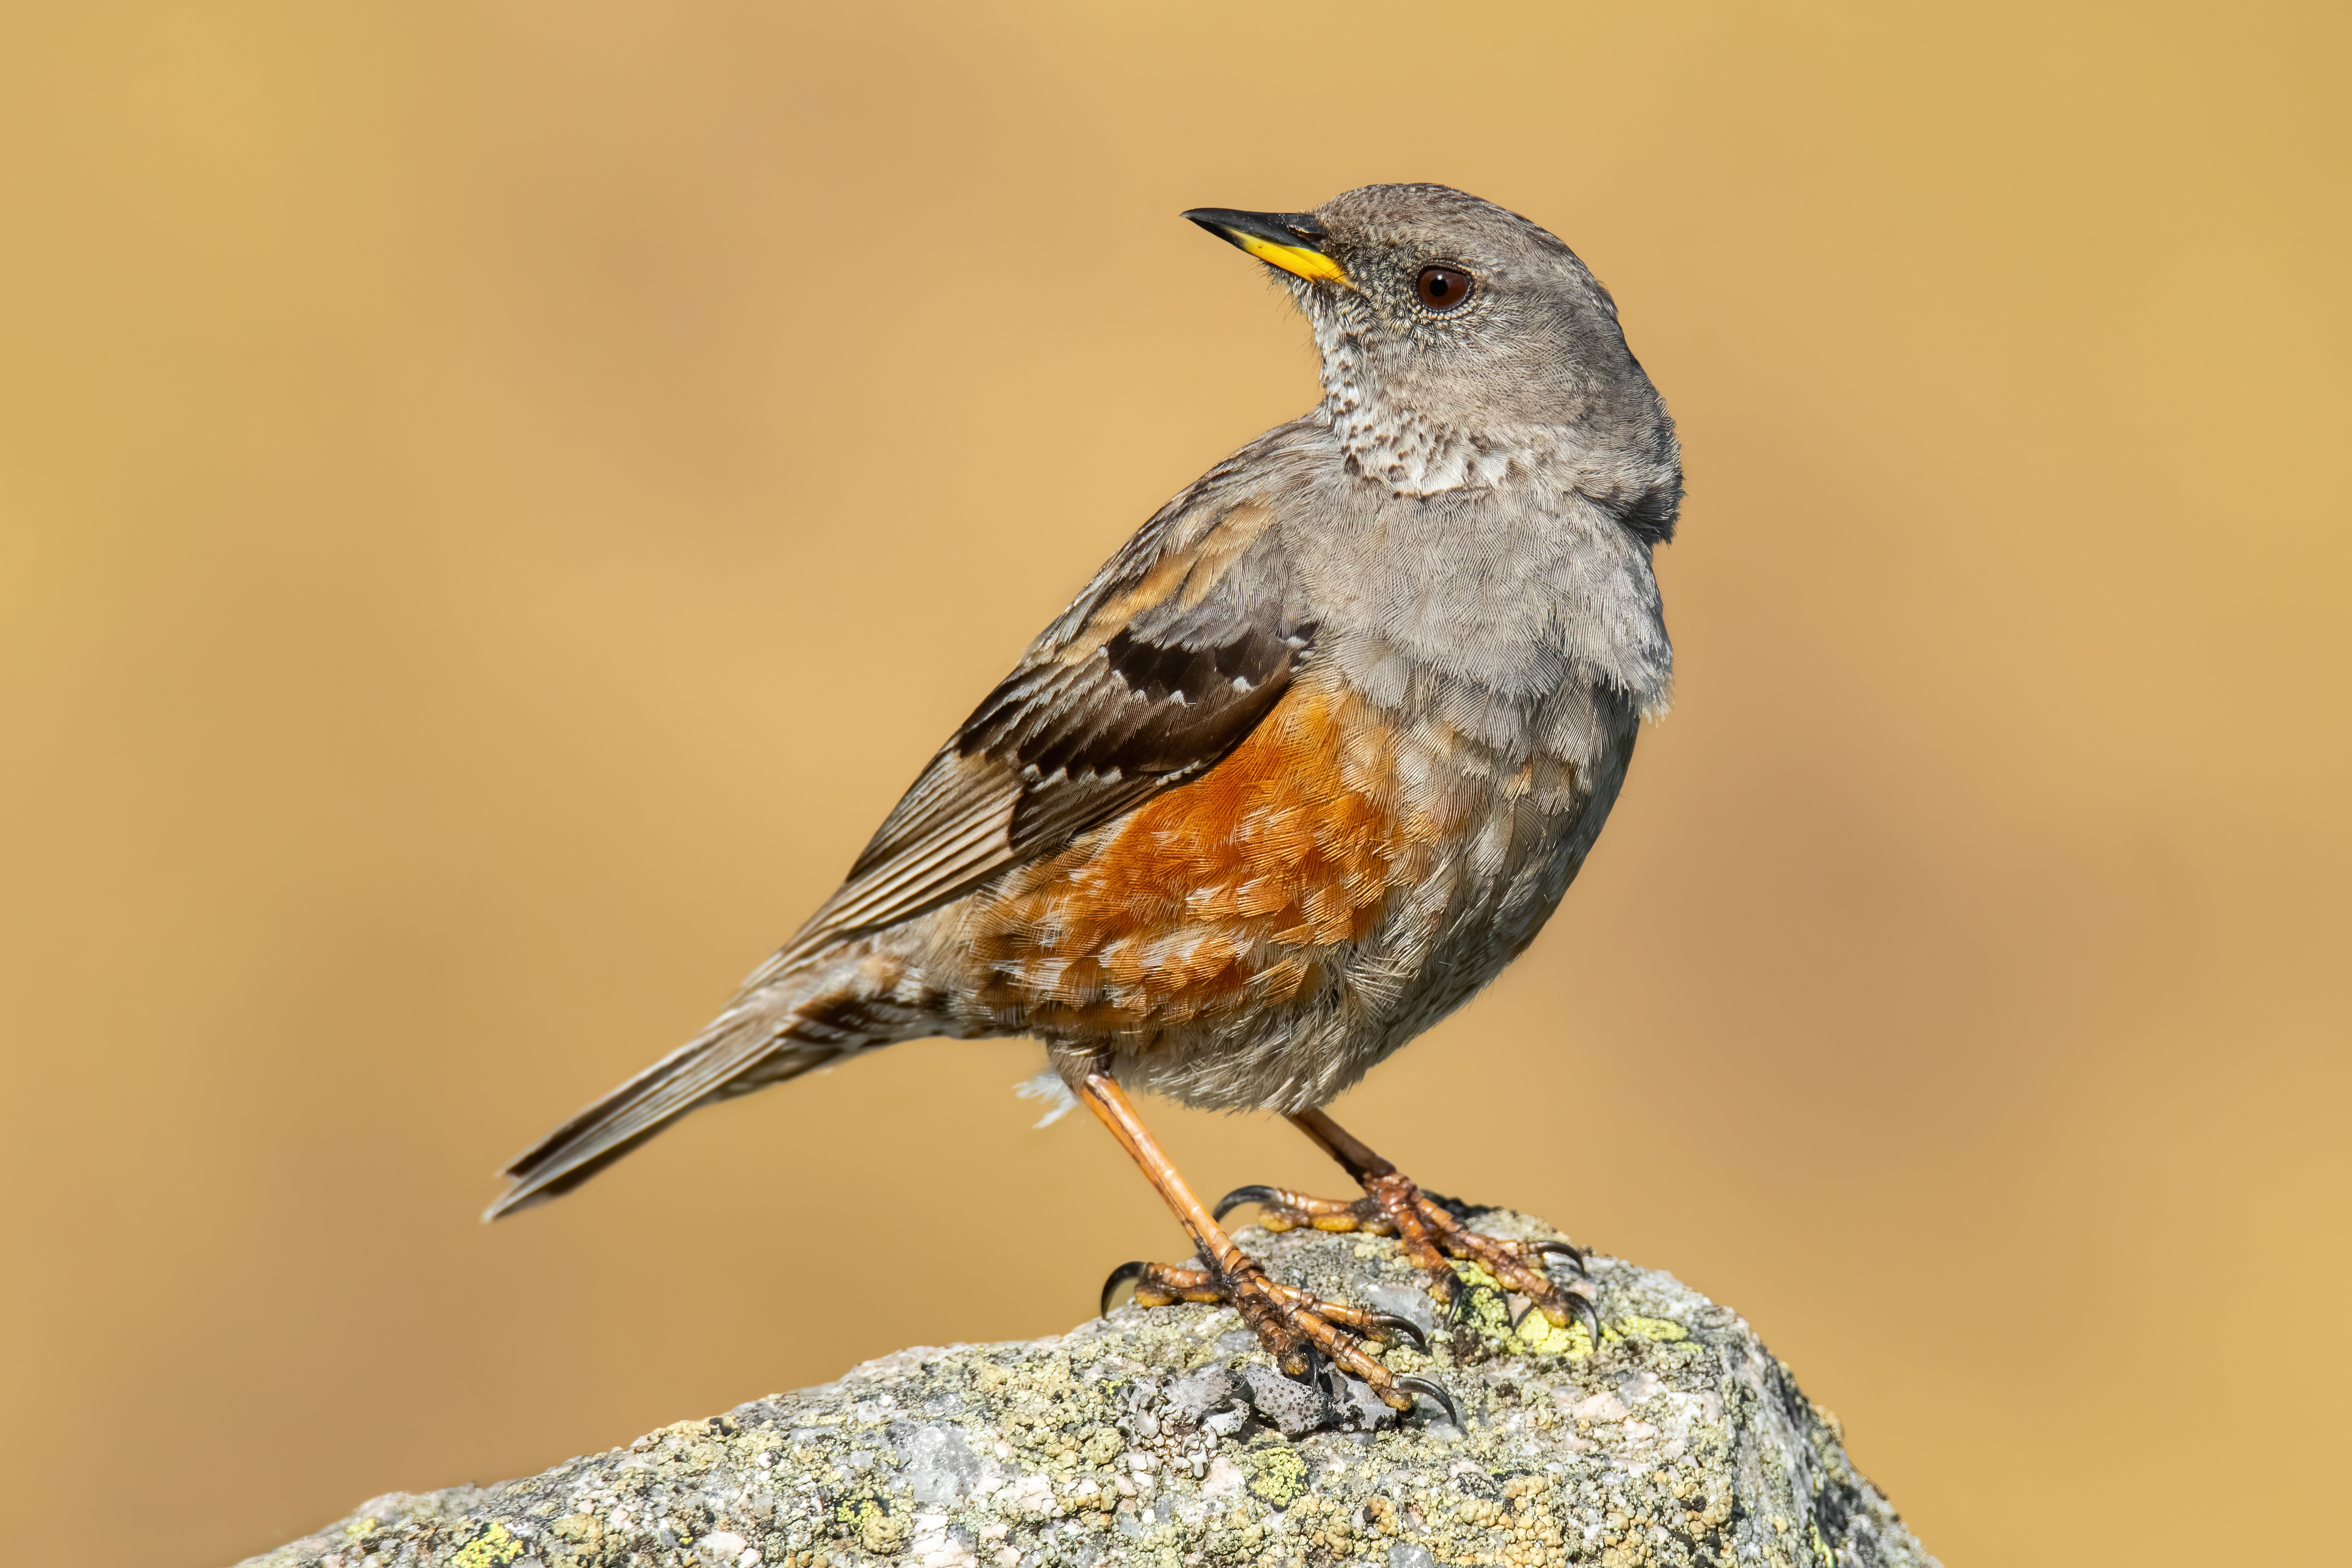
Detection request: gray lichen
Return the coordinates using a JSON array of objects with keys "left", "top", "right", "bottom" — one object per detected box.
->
[{"left": 241, "top": 1210, "right": 1936, "bottom": 1568}]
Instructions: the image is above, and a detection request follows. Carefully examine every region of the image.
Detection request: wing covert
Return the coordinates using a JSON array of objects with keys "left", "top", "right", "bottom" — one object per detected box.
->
[{"left": 760, "top": 432, "right": 1325, "bottom": 975}]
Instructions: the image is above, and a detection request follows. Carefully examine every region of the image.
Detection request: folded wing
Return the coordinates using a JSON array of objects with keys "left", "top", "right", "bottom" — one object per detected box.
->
[{"left": 761, "top": 474, "right": 1317, "bottom": 975}]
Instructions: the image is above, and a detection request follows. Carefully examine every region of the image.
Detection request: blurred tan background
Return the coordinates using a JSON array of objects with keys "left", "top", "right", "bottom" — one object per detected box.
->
[{"left": 2, "top": 2, "right": 2345, "bottom": 1563}]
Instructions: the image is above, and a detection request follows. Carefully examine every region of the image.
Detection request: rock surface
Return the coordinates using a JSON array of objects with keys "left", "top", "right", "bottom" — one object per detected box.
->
[{"left": 241, "top": 1208, "right": 1936, "bottom": 1568}]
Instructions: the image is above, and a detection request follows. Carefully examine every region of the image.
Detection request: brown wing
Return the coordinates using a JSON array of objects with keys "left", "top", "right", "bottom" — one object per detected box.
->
[
  {"left": 487, "top": 429, "right": 1323, "bottom": 1216},
  {"left": 755, "top": 463, "right": 1318, "bottom": 980}
]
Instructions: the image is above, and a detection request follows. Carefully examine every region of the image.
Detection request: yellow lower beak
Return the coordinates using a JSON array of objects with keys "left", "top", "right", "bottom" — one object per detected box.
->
[{"left": 1182, "top": 208, "right": 1350, "bottom": 286}]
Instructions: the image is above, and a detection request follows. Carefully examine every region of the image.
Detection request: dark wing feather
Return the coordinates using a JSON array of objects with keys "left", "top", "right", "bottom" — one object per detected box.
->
[{"left": 754, "top": 441, "right": 1320, "bottom": 979}]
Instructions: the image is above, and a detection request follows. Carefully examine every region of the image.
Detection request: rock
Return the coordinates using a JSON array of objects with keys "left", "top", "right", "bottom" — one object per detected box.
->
[{"left": 239, "top": 1208, "right": 1937, "bottom": 1568}]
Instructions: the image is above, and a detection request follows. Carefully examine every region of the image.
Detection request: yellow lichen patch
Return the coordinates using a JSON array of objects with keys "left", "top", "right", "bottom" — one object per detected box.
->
[
  {"left": 342, "top": 1517, "right": 378, "bottom": 1541},
  {"left": 1246, "top": 1444, "right": 1307, "bottom": 1507},
  {"left": 1514, "top": 1307, "right": 1588, "bottom": 1357},
  {"left": 1443, "top": 1258, "right": 1611, "bottom": 1358},
  {"left": 1616, "top": 1314, "right": 1689, "bottom": 1342},
  {"left": 448, "top": 1520, "right": 525, "bottom": 1568}
]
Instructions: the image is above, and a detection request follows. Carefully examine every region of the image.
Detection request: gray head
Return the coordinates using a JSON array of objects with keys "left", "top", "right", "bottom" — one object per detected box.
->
[{"left": 1186, "top": 184, "right": 1680, "bottom": 534}]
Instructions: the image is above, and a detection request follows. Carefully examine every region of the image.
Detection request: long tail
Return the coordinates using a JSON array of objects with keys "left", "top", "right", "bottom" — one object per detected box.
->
[{"left": 483, "top": 995, "right": 848, "bottom": 1221}]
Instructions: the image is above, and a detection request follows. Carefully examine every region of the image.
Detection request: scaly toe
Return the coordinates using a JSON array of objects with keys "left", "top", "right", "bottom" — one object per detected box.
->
[{"left": 1100, "top": 1259, "right": 1222, "bottom": 1314}]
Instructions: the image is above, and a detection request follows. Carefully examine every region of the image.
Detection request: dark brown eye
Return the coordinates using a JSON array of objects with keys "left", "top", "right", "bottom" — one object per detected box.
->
[{"left": 1416, "top": 265, "right": 1473, "bottom": 311}]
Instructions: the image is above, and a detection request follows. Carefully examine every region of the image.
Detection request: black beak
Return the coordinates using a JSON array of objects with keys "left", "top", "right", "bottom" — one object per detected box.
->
[{"left": 1183, "top": 208, "right": 1329, "bottom": 252}]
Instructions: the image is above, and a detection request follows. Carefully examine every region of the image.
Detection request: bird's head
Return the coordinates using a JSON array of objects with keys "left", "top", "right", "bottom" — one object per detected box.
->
[{"left": 1186, "top": 183, "right": 1679, "bottom": 527}]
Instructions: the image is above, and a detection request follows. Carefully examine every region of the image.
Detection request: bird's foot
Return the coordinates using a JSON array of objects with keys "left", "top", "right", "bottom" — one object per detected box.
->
[
  {"left": 1215, "top": 1175, "right": 1598, "bottom": 1344},
  {"left": 1100, "top": 1255, "right": 1458, "bottom": 1424}
]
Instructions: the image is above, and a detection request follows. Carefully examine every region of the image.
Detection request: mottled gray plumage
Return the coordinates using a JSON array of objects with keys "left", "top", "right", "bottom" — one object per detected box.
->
[{"left": 488, "top": 184, "right": 1679, "bottom": 1219}]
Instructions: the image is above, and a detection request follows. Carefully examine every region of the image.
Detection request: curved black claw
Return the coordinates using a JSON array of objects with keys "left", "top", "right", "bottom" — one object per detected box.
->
[
  {"left": 1100, "top": 1261, "right": 1150, "bottom": 1317},
  {"left": 1439, "top": 1273, "right": 1479, "bottom": 1324},
  {"left": 1530, "top": 1238, "right": 1588, "bottom": 1275},
  {"left": 1211, "top": 1184, "right": 1289, "bottom": 1223},
  {"left": 1395, "top": 1375, "right": 1463, "bottom": 1430},
  {"left": 1510, "top": 1288, "right": 1603, "bottom": 1354},
  {"left": 1367, "top": 1311, "right": 1430, "bottom": 1354},
  {"left": 1567, "top": 1292, "right": 1603, "bottom": 1352}
]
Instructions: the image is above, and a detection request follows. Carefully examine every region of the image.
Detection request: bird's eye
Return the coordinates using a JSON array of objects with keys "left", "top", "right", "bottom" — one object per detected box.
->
[{"left": 1415, "top": 265, "right": 1474, "bottom": 311}]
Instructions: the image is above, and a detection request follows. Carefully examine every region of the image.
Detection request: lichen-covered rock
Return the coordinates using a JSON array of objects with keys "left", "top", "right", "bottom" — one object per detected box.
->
[{"left": 242, "top": 1209, "right": 1936, "bottom": 1568}]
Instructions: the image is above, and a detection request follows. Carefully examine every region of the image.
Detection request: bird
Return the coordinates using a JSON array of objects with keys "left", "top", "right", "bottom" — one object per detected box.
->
[{"left": 487, "top": 184, "right": 1681, "bottom": 1422}]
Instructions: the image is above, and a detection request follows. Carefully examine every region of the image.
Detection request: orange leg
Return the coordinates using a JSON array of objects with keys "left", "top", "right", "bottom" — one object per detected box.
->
[{"left": 1073, "top": 1072, "right": 1454, "bottom": 1421}]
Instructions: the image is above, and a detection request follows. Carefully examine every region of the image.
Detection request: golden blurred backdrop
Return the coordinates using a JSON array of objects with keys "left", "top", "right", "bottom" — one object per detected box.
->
[{"left": 2, "top": 3, "right": 2345, "bottom": 1563}]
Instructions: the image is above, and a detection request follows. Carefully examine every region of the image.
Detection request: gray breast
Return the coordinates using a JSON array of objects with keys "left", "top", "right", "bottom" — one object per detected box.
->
[{"left": 1293, "top": 476, "right": 1672, "bottom": 765}]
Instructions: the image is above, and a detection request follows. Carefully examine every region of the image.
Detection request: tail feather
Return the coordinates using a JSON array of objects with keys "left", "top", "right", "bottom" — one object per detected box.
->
[{"left": 484, "top": 1008, "right": 841, "bottom": 1220}]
